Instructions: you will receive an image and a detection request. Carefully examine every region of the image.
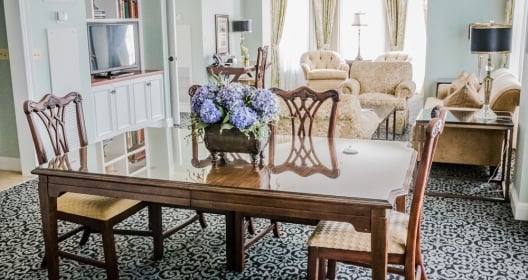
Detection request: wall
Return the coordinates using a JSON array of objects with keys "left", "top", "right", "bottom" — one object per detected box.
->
[
  {"left": 0, "top": 2, "right": 20, "bottom": 167},
  {"left": 424, "top": 0, "right": 505, "bottom": 97}
]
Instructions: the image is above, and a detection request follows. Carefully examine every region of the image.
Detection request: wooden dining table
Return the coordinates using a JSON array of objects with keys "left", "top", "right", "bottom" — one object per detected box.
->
[
  {"left": 32, "top": 127, "right": 417, "bottom": 280},
  {"left": 206, "top": 64, "right": 255, "bottom": 83}
]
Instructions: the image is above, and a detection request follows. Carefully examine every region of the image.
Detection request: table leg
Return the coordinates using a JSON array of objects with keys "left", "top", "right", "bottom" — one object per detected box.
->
[
  {"left": 385, "top": 117, "right": 389, "bottom": 139},
  {"left": 225, "top": 212, "right": 245, "bottom": 272},
  {"left": 504, "top": 129, "right": 513, "bottom": 201},
  {"left": 38, "top": 178, "right": 59, "bottom": 280},
  {"left": 370, "top": 208, "right": 388, "bottom": 280},
  {"left": 392, "top": 110, "right": 396, "bottom": 140}
]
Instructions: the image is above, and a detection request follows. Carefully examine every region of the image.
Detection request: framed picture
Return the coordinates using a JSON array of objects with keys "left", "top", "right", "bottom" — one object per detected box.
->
[{"left": 215, "top": 14, "right": 230, "bottom": 54}]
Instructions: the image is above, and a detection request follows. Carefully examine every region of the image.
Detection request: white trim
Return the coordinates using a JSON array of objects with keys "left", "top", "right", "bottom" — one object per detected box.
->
[
  {"left": 5, "top": 0, "right": 39, "bottom": 176},
  {"left": 0, "top": 157, "right": 22, "bottom": 172},
  {"left": 510, "top": 183, "right": 528, "bottom": 220}
]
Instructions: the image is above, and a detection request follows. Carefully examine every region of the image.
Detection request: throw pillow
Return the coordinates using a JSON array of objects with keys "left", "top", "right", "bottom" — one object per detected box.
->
[
  {"left": 448, "top": 72, "right": 481, "bottom": 96},
  {"left": 443, "top": 82, "right": 483, "bottom": 108}
]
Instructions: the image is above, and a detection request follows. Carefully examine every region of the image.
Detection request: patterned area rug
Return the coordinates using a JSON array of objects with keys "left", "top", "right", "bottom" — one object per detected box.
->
[{"left": 1, "top": 177, "right": 527, "bottom": 279}]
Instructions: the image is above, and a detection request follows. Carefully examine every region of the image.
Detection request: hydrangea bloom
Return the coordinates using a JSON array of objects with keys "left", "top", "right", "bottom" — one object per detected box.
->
[{"left": 190, "top": 82, "right": 279, "bottom": 140}]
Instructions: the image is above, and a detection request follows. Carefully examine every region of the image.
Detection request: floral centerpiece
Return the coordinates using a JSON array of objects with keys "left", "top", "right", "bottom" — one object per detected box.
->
[{"left": 190, "top": 81, "right": 280, "bottom": 164}]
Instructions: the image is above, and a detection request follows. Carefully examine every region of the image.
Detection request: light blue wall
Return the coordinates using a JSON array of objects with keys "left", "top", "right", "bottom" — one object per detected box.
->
[
  {"left": 424, "top": 0, "right": 505, "bottom": 97},
  {"left": 23, "top": 1, "right": 94, "bottom": 138},
  {"left": 175, "top": 0, "right": 242, "bottom": 84},
  {"left": 0, "top": 2, "right": 19, "bottom": 158}
]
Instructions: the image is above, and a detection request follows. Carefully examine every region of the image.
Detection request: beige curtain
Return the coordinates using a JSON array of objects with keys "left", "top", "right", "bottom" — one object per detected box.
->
[
  {"left": 271, "top": 0, "right": 288, "bottom": 87},
  {"left": 385, "top": 0, "right": 408, "bottom": 51},
  {"left": 502, "top": 0, "right": 514, "bottom": 68},
  {"left": 312, "top": 0, "right": 337, "bottom": 50}
]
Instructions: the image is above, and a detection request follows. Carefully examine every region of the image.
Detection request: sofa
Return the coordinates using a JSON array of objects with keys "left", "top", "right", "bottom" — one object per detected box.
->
[
  {"left": 300, "top": 50, "right": 352, "bottom": 94},
  {"left": 411, "top": 68, "right": 521, "bottom": 166},
  {"left": 349, "top": 61, "right": 416, "bottom": 134}
]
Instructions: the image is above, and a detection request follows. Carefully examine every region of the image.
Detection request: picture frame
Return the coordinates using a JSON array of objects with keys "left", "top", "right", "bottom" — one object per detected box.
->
[{"left": 215, "top": 14, "right": 230, "bottom": 54}]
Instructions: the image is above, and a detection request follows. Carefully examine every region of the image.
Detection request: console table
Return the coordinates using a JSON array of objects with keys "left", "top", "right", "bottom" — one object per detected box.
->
[{"left": 415, "top": 108, "right": 514, "bottom": 201}]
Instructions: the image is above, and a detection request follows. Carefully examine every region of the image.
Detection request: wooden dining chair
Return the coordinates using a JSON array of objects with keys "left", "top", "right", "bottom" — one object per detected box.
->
[
  {"left": 306, "top": 107, "right": 446, "bottom": 280},
  {"left": 23, "top": 92, "right": 164, "bottom": 279},
  {"left": 270, "top": 86, "right": 340, "bottom": 138},
  {"left": 268, "top": 86, "right": 341, "bottom": 179},
  {"left": 238, "top": 45, "right": 269, "bottom": 88}
]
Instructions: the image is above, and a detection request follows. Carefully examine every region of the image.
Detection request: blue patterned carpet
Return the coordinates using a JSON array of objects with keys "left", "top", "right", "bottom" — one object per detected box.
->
[{"left": 1, "top": 174, "right": 527, "bottom": 279}]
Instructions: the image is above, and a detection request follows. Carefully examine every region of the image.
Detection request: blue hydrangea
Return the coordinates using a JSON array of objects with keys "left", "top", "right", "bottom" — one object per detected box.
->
[
  {"left": 190, "top": 82, "right": 279, "bottom": 139},
  {"left": 217, "top": 85, "right": 245, "bottom": 110},
  {"left": 191, "top": 84, "right": 218, "bottom": 114},
  {"left": 229, "top": 104, "right": 257, "bottom": 130},
  {"left": 250, "top": 89, "right": 280, "bottom": 122},
  {"left": 199, "top": 99, "right": 222, "bottom": 124}
]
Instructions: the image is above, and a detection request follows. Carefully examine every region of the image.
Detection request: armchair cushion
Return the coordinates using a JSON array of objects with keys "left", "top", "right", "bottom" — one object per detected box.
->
[{"left": 306, "top": 69, "right": 348, "bottom": 80}]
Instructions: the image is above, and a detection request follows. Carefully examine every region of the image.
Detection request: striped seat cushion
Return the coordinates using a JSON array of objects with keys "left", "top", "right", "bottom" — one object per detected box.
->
[
  {"left": 58, "top": 192, "right": 141, "bottom": 221},
  {"left": 308, "top": 211, "right": 409, "bottom": 254}
]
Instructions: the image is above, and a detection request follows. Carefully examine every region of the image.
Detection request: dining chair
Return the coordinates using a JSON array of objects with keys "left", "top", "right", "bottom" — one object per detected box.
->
[
  {"left": 306, "top": 106, "right": 446, "bottom": 280},
  {"left": 270, "top": 86, "right": 340, "bottom": 138},
  {"left": 23, "top": 92, "right": 163, "bottom": 279},
  {"left": 238, "top": 45, "right": 269, "bottom": 88}
]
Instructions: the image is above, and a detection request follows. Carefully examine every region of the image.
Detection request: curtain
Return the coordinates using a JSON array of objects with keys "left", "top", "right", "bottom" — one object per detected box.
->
[
  {"left": 385, "top": 0, "right": 408, "bottom": 51},
  {"left": 271, "top": 0, "right": 288, "bottom": 87},
  {"left": 312, "top": 0, "right": 337, "bottom": 50},
  {"left": 501, "top": 0, "right": 514, "bottom": 68}
]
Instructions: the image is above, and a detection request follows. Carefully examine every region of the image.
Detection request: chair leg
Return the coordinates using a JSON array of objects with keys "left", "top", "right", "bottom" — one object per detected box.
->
[
  {"left": 271, "top": 220, "right": 280, "bottom": 237},
  {"left": 101, "top": 224, "right": 119, "bottom": 280},
  {"left": 318, "top": 258, "right": 327, "bottom": 280},
  {"left": 245, "top": 217, "right": 256, "bottom": 235},
  {"left": 327, "top": 259, "right": 337, "bottom": 279},
  {"left": 197, "top": 211, "right": 207, "bottom": 228},
  {"left": 148, "top": 204, "right": 164, "bottom": 260},
  {"left": 79, "top": 228, "right": 91, "bottom": 246},
  {"left": 307, "top": 247, "right": 318, "bottom": 280}
]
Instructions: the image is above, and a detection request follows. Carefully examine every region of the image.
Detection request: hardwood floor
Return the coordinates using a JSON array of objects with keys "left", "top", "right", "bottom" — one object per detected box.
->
[{"left": 0, "top": 170, "right": 33, "bottom": 192}]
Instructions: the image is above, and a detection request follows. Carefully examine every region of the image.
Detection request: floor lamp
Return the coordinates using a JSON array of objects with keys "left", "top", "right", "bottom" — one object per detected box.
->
[
  {"left": 469, "top": 22, "right": 512, "bottom": 121},
  {"left": 232, "top": 19, "right": 252, "bottom": 67},
  {"left": 352, "top": 12, "right": 367, "bottom": 61}
]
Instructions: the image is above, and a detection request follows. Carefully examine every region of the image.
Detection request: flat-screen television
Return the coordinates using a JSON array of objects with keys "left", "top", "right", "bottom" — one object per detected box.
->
[{"left": 87, "top": 22, "right": 140, "bottom": 77}]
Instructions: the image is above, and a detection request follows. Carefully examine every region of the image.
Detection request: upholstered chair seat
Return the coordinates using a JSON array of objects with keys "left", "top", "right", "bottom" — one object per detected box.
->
[
  {"left": 308, "top": 211, "right": 409, "bottom": 254},
  {"left": 58, "top": 193, "right": 142, "bottom": 220}
]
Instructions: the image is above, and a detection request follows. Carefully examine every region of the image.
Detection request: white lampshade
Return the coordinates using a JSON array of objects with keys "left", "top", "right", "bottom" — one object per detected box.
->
[{"left": 352, "top": 12, "right": 367, "bottom": 27}]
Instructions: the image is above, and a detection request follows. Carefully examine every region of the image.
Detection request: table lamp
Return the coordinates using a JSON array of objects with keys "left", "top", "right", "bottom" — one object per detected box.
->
[
  {"left": 352, "top": 12, "right": 367, "bottom": 61},
  {"left": 232, "top": 19, "right": 252, "bottom": 66},
  {"left": 469, "top": 22, "right": 512, "bottom": 120}
]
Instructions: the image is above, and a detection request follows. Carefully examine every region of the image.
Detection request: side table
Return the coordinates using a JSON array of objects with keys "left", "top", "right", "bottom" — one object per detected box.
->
[
  {"left": 363, "top": 104, "right": 396, "bottom": 140},
  {"left": 415, "top": 108, "right": 514, "bottom": 201}
]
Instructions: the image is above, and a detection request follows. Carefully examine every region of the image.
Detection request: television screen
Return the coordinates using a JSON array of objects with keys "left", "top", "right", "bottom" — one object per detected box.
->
[{"left": 88, "top": 22, "right": 139, "bottom": 76}]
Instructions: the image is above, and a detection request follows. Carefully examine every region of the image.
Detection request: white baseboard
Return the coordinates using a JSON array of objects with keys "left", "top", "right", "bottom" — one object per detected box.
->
[
  {"left": 510, "top": 184, "right": 528, "bottom": 220},
  {"left": 0, "top": 157, "right": 21, "bottom": 172}
]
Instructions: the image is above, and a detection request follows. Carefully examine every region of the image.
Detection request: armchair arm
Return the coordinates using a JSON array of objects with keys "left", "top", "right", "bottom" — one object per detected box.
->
[
  {"left": 300, "top": 63, "right": 311, "bottom": 80},
  {"left": 347, "top": 79, "right": 361, "bottom": 95},
  {"left": 337, "top": 63, "right": 350, "bottom": 72},
  {"left": 395, "top": 80, "right": 416, "bottom": 99}
]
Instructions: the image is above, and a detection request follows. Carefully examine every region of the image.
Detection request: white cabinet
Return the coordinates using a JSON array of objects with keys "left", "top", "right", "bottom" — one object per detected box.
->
[{"left": 91, "top": 72, "right": 165, "bottom": 141}]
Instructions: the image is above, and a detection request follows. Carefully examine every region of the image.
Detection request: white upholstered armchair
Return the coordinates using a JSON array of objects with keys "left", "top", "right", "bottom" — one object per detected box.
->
[{"left": 300, "top": 50, "right": 351, "bottom": 93}]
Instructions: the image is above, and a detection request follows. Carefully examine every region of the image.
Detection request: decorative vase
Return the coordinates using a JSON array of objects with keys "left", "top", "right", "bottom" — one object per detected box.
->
[{"left": 203, "top": 124, "right": 269, "bottom": 165}]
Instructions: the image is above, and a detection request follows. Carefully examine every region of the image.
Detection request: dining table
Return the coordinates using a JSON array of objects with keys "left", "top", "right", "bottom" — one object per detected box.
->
[{"left": 32, "top": 126, "right": 417, "bottom": 280}]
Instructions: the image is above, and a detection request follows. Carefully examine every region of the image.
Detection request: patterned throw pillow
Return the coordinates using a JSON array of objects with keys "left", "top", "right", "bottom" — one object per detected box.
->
[
  {"left": 448, "top": 72, "right": 481, "bottom": 96},
  {"left": 443, "top": 81, "right": 483, "bottom": 108}
]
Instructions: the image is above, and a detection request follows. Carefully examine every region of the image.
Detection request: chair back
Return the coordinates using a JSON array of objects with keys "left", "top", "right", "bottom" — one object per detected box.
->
[
  {"left": 405, "top": 106, "right": 446, "bottom": 261},
  {"left": 254, "top": 45, "right": 269, "bottom": 88},
  {"left": 270, "top": 86, "right": 339, "bottom": 138},
  {"left": 23, "top": 92, "right": 88, "bottom": 165}
]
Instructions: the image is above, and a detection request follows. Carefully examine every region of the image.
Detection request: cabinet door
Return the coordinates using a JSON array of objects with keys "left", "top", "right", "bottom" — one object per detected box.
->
[
  {"left": 93, "top": 88, "right": 115, "bottom": 139},
  {"left": 113, "top": 84, "right": 133, "bottom": 131},
  {"left": 148, "top": 77, "right": 164, "bottom": 120},
  {"left": 131, "top": 81, "right": 149, "bottom": 125}
]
